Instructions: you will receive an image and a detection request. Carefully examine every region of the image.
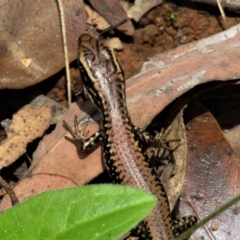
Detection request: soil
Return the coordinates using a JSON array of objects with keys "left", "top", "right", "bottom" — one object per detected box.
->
[{"left": 117, "top": 2, "right": 239, "bottom": 80}]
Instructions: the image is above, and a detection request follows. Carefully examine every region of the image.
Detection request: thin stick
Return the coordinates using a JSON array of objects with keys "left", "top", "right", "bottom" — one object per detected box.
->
[
  {"left": 56, "top": 0, "right": 72, "bottom": 106},
  {"left": 0, "top": 176, "right": 19, "bottom": 206},
  {"left": 215, "top": 0, "right": 227, "bottom": 28}
]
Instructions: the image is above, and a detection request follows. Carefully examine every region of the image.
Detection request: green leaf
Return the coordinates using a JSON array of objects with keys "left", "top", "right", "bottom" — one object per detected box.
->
[{"left": 0, "top": 184, "right": 157, "bottom": 240}]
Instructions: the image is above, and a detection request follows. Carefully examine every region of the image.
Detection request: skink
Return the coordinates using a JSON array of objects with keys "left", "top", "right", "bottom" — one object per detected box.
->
[{"left": 63, "top": 34, "right": 196, "bottom": 239}]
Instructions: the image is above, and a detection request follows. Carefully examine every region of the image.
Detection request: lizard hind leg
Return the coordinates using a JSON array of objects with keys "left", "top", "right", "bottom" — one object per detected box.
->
[{"left": 172, "top": 215, "right": 198, "bottom": 238}]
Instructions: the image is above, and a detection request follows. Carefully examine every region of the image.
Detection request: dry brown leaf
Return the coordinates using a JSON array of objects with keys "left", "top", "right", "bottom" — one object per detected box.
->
[
  {"left": 0, "top": 105, "right": 52, "bottom": 169},
  {"left": 180, "top": 101, "right": 240, "bottom": 239},
  {"left": 146, "top": 108, "right": 187, "bottom": 210},
  {"left": 0, "top": 0, "right": 97, "bottom": 89},
  {"left": 162, "top": 110, "right": 187, "bottom": 210}
]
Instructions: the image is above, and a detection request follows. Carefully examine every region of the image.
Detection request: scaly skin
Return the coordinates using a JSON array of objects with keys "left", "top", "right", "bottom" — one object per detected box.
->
[
  {"left": 77, "top": 34, "right": 174, "bottom": 239},
  {"left": 63, "top": 34, "right": 197, "bottom": 239}
]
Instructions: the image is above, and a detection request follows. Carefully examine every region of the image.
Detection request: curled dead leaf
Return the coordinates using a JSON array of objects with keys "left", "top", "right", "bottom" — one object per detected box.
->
[{"left": 0, "top": 105, "right": 52, "bottom": 169}]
